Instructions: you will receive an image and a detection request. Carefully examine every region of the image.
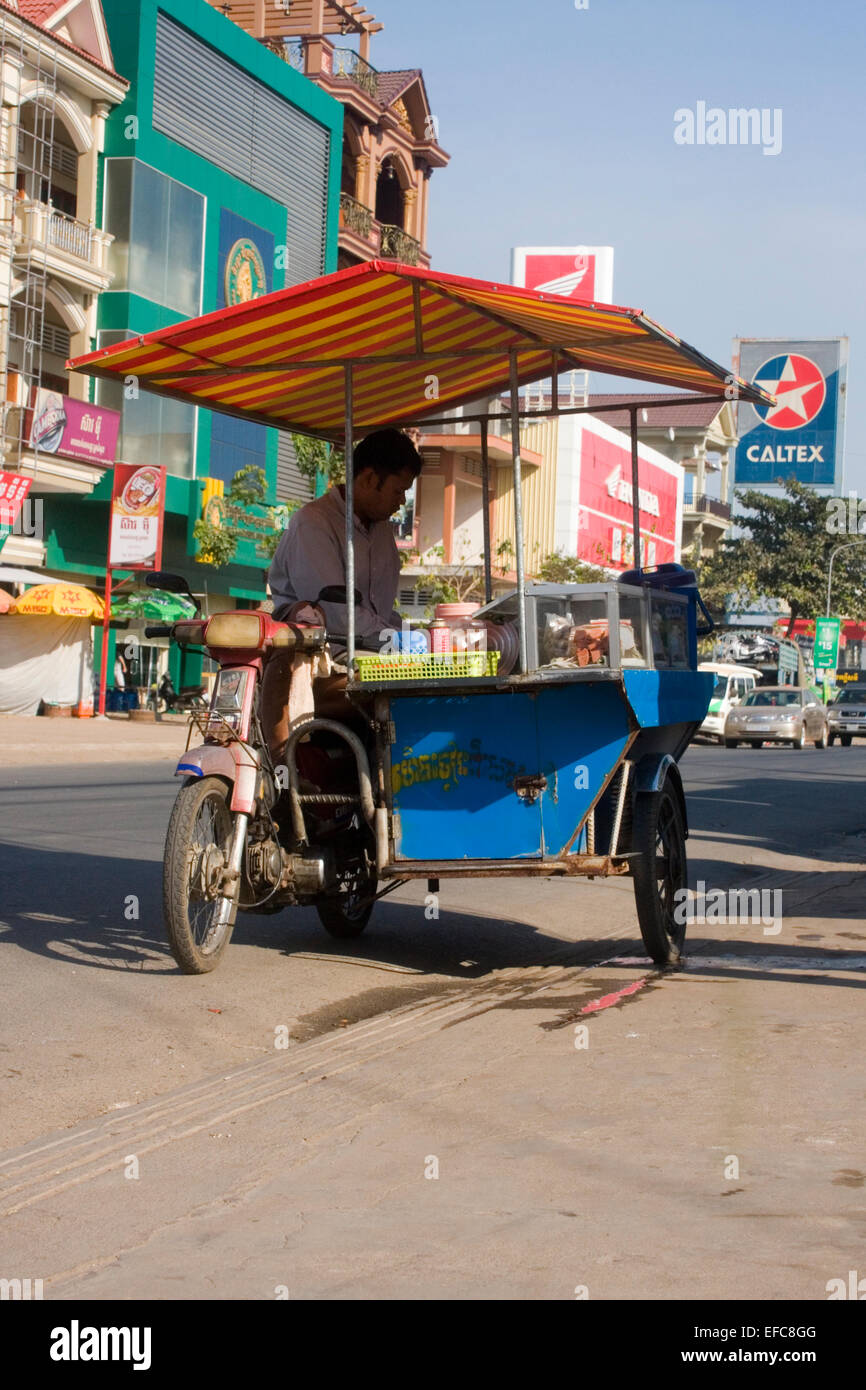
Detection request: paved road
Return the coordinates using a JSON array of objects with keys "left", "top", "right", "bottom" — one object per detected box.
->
[{"left": 1, "top": 741, "right": 865, "bottom": 1298}]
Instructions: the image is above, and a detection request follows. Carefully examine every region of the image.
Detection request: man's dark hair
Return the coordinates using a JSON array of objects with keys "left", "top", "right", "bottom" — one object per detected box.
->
[{"left": 352, "top": 428, "right": 422, "bottom": 481}]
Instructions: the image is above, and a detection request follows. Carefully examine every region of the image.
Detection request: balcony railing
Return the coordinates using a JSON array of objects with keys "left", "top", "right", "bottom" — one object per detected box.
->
[
  {"left": 684, "top": 493, "right": 731, "bottom": 521},
  {"left": 47, "top": 209, "right": 92, "bottom": 260},
  {"left": 339, "top": 191, "right": 373, "bottom": 239},
  {"left": 338, "top": 199, "right": 424, "bottom": 267},
  {"left": 261, "top": 37, "right": 305, "bottom": 72},
  {"left": 331, "top": 47, "right": 379, "bottom": 98},
  {"left": 12, "top": 199, "right": 112, "bottom": 278},
  {"left": 379, "top": 222, "right": 421, "bottom": 265}
]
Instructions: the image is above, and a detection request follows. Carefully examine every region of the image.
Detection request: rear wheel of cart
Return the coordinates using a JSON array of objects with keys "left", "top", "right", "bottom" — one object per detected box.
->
[
  {"left": 315, "top": 830, "right": 377, "bottom": 939},
  {"left": 631, "top": 779, "right": 687, "bottom": 967},
  {"left": 316, "top": 885, "right": 375, "bottom": 938}
]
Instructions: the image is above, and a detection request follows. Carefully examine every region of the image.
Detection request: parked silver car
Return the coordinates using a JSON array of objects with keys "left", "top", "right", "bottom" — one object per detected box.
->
[
  {"left": 724, "top": 686, "right": 828, "bottom": 749},
  {"left": 827, "top": 685, "right": 866, "bottom": 746}
]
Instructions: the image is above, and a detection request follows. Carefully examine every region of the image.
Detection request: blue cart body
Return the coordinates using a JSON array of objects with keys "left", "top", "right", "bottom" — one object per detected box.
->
[{"left": 382, "top": 668, "right": 713, "bottom": 866}]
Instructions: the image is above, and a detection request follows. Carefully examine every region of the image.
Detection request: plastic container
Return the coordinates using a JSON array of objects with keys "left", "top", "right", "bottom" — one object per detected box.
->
[
  {"left": 429, "top": 619, "right": 450, "bottom": 654},
  {"left": 355, "top": 651, "right": 500, "bottom": 682},
  {"left": 391, "top": 628, "right": 429, "bottom": 654},
  {"left": 434, "top": 603, "right": 479, "bottom": 622},
  {"left": 434, "top": 603, "right": 486, "bottom": 654}
]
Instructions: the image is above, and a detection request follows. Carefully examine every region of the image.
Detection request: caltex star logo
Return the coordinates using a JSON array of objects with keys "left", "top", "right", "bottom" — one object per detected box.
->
[{"left": 754, "top": 353, "right": 826, "bottom": 430}]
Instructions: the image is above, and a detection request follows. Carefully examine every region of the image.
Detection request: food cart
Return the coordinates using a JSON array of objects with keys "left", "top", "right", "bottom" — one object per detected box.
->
[{"left": 69, "top": 261, "right": 774, "bottom": 972}]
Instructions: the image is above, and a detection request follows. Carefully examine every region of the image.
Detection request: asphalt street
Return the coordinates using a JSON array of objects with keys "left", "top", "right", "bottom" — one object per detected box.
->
[{"left": 1, "top": 739, "right": 865, "bottom": 1299}]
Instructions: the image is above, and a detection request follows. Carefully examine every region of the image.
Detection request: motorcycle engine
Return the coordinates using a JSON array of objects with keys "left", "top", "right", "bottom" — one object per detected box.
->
[{"left": 247, "top": 837, "right": 283, "bottom": 890}]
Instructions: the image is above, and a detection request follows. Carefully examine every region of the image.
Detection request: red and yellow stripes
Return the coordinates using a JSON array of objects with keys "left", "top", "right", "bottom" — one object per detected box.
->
[{"left": 68, "top": 260, "right": 773, "bottom": 437}]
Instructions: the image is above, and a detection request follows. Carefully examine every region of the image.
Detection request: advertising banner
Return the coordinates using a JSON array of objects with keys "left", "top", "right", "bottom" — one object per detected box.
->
[
  {"left": 571, "top": 418, "right": 682, "bottom": 570},
  {"left": 814, "top": 616, "right": 842, "bottom": 670},
  {"left": 28, "top": 390, "right": 120, "bottom": 467},
  {"left": 109, "top": 463, "right": 166, "bottom": 570},
  {"left": 511, "top": 246, "right": 614, "bottom": 304},
  {"left": 198, "top": 476, "right": 289, "bottom": 566},
  {"left": 733, "top": 338, "right": 847, "bottom": 489},
  {"left": 219, "top": 210, "right": 274, "bottom": 309}
]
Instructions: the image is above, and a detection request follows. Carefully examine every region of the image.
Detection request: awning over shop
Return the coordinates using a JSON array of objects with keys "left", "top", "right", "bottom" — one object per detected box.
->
[
  {"left": 0, "top": 566, "right": 64, "bottom": 586},
  {"left": 68, "top": 261, "right": 775, "bottom": 443}
]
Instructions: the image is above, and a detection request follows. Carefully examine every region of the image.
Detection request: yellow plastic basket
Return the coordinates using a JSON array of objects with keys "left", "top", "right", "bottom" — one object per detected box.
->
[{"left": 354, "top": 651, "right": 501, "bottom": 682}]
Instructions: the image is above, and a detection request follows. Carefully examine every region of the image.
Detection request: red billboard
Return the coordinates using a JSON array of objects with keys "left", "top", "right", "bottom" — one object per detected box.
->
[
  {"left": 0, "top": 470, "right": 32, "bottom": 536},
  {"left": 108, "top": 463, "right": 166, "bottom": 570},
  {"left": 512, "top": 246, "right": 614, "bottom": 303},
  {"left": 573, "top": 422, "right": 682, "bottom": 570}
]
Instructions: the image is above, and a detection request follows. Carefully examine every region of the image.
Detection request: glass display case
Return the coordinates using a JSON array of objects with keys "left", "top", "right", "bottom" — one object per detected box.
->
[{"left": 473, "top": 582, "right": 691, "bottom": 675}]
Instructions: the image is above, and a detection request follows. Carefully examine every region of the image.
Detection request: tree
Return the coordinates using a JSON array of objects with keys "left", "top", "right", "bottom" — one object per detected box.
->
[
  {"left": 193, "top": 465, "right": 294, "bottom": 568},
  {"left": 698, "top": 479, "right": 866, "bottom": 635},
  {"left": 537, "top": 550, "right": 611, "bottom": 585},
  {"left": 292, "top": 434, "right": 344, "bottom": 489},
  {"left": 399, "top": 544, "right": 486, "bottom": 615}
]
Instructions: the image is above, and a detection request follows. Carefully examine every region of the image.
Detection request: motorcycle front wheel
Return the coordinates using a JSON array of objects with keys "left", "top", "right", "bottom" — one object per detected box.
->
[{"left": 163, "top": 776, "right": 236, "bottom": 973}]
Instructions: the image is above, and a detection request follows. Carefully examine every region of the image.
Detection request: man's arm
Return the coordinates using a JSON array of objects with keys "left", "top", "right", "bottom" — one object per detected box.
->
[{"left": 270, "top": 512, "right": 384, "bottom": 640}]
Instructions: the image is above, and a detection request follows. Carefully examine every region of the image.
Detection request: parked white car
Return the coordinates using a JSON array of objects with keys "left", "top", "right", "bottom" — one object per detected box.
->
[{"left": 698, "top": 663, "right": 762, "bottom": 741}]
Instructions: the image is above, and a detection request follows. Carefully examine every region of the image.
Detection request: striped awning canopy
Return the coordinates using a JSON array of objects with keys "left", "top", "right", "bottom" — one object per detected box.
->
[{"left": 68, "top": 261, "right": 773, "bottom": 441}]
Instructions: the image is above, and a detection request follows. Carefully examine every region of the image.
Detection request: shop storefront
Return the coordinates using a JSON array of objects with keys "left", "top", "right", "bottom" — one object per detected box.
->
[{"left": 37, "top": 0, "right": 342, "bottom": 690}]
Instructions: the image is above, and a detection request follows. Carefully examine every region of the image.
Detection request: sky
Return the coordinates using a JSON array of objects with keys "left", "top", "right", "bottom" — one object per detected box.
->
[{"left": 367, "top": 0, "right": 866, "bottom": 491}]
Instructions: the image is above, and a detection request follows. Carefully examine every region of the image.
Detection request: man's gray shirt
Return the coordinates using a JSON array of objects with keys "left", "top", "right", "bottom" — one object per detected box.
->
[{"left": 268, "top": 487, "right": 402, "bottom": 640}]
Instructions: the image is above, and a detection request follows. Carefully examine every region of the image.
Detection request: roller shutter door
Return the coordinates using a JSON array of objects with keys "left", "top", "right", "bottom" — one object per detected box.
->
[{"left": 153, "top": 12, "right": 329, "bottom": 282}]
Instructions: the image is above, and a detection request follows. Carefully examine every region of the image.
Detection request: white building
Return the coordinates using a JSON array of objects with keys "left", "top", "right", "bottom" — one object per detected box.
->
[{"left": 0, "top": 0, "right": 126, "bottom": 568}]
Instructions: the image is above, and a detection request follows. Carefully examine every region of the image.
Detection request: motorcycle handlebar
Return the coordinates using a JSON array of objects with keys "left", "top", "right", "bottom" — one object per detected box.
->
[{"left": 325, "top": 635, "right": 382, "bottom": 652}]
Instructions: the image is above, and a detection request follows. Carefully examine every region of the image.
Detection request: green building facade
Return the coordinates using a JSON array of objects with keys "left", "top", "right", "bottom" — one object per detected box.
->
[{"left": 42, "top": 0, "right": 341, "bottom": 686}]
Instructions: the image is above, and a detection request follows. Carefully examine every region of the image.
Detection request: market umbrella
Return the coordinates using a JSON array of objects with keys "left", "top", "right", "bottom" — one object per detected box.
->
[
  {"left": 110, "top": 589, "right": 196, "bottom": 622},
  {"left": 12, "top": 582, "right": 104, "bottom": 619}
]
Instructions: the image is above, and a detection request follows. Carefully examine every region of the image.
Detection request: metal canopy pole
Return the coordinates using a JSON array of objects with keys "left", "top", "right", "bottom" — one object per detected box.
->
[
  {"left": 344, "top": 366, "right": 355, "bottom": 669},
  {"left": 509, "top": 351, "right": 528, "bottom": 671},
  {"left": 480, "top": 419, "right": 492, "bottom": 603},
  {"left": 629, "top": 405, "right": 642, "bottom": 574},
  {"left": 389, "top": 393, "right": 731, "bottom": 435}
]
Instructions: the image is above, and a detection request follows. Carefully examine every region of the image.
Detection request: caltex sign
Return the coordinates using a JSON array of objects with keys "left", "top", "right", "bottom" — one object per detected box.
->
[{"left": 733, "top": 338, "right": 848, "bottom": 490}]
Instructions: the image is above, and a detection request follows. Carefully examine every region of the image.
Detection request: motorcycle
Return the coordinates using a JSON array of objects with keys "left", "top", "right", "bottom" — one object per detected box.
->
[
  {"left": 144, "top": 573, "right": 384, "bottom": 974},
  {"left": 154, "top": 672, "right": 208, "bottom": 713}
]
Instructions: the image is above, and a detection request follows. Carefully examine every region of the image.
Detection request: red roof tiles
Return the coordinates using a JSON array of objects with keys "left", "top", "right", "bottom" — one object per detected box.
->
[{"left": 585, "top": 393, "right": 728, "bottom": 430}]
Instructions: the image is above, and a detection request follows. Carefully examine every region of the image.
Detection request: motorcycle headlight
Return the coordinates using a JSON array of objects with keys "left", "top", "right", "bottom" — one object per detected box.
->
[{"left": 209, "top": 668, "right": 250, "bottom": 733}]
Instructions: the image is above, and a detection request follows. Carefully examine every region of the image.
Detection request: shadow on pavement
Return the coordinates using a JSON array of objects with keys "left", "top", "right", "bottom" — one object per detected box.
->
[{"left": 0, "top": 841, "right": 641, "bottom": 980}]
